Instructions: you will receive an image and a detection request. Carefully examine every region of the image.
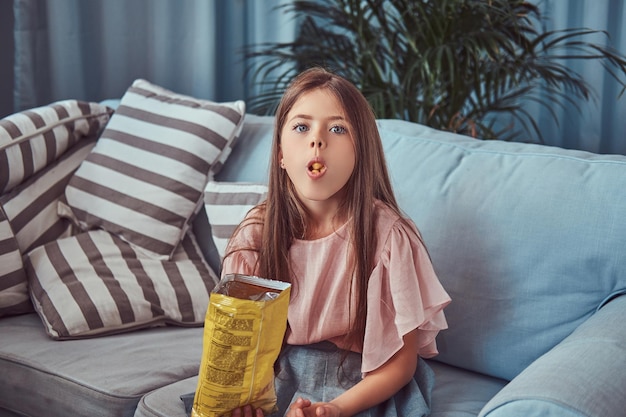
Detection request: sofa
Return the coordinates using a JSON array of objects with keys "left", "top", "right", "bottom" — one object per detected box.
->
[{"left": 1, "top": 79, "right": 626, "bottom": 417}]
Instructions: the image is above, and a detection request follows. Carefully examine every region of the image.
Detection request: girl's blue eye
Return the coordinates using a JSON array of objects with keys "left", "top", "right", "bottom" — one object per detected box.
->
[
  {"left": 294, "top": 124, "right": 308, "bottom": 133},
  {"left": 330, "top": 125, "right": 347, "bottom": 134}
]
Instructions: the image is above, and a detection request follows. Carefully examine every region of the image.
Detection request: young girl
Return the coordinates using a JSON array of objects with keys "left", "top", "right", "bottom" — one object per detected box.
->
[{"left": 226, "top": 67, "right": 450, "bottom": 417}]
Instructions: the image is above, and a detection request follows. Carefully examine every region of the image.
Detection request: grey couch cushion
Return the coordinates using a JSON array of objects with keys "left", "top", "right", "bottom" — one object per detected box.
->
[
  {"left": 133, "top": 361, "right": 508, "bottom": 417},
  {"left": 0, "top": 313, "right": 203, "bottom": 417},
  {"left": 134, "top": 376, "right": 197, "bottom": 417}
]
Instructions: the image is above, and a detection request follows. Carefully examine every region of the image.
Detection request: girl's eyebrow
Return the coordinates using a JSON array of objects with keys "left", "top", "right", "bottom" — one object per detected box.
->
[{"left": 288, "top": 114, "right": 346, "bottom": 122}]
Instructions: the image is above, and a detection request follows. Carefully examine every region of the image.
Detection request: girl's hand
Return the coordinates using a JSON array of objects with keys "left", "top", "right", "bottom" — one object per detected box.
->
[
  {"left": 286, "top": 397, "right": 343, "bottom": 417},
  {"left": 231, "top": 404, "right": 264, "bottom": 417},
  {"left": 286, "top": 397, "right": 311, "bottom": 417}
]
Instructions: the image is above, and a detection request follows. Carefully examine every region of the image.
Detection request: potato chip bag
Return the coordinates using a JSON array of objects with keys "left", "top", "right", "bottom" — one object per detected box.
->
[{"left": 191, "top": 274, "right": 291, "bottom": 417}]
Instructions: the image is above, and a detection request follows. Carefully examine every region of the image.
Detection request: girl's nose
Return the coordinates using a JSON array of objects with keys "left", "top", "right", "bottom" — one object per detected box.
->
[{"left": 309, "top": 137, "right": 324, "bottom": 148}]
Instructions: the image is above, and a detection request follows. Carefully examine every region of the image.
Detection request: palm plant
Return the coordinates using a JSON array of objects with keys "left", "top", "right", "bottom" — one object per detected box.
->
[{"left": 244, "top": 0, "right": 626, "bottom": 142}]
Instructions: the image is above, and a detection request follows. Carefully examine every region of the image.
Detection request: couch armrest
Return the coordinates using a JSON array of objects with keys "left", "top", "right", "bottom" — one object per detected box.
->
[{"left": 478, "top": 295, "right": 626, "bottom": 417}]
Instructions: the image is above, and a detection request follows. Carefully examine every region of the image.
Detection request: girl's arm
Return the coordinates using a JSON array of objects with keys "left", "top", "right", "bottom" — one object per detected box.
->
[{"left": 287, "top": 328, "right": 420, "bottom": 417}]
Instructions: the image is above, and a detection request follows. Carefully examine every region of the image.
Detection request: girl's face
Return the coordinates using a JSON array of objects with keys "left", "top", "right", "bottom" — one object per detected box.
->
[{"left": 279, "top": 88, "right": 356, "bottom": 211}]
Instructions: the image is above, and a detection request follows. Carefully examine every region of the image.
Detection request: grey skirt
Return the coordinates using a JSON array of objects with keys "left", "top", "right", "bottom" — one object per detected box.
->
[{"left": 182, "top": 342, "right": 434, "bottom": 417}]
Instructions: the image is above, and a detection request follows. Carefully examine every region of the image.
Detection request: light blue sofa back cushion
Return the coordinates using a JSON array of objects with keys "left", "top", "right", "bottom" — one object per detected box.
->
[
  {"left": 216, "top": 115, "right": 626, "bottom": 381},
  {"left": 215, "top": 114, "right": 273, "bottom": 184},
  {"left": 375, "top": 119, "right": 626, "bottom": 381}
]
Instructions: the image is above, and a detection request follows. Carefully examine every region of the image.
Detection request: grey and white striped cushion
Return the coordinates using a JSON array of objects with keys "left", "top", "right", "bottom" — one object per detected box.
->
[
  {"left": 64, "top": 79, "right": 246, "bottom": 260},
  {"left": 0, "top": 100, "right": 113, "bottom": 194},
  {"left": 203, "top": 181, "right": 267, "bottom": 259},
  {"left": 0, "top": 210, "right": 27, "bottom": 316},
  {"left": 26, "top": 229, "right": 218, "bottom": 340},
  {"left": 0, "top": 139, "right": 97, "bottom": 317}
]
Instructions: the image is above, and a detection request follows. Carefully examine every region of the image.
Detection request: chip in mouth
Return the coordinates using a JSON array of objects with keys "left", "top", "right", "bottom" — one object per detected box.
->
[{"left": 309, "top": 162, "right": 324, "bottom": 174}]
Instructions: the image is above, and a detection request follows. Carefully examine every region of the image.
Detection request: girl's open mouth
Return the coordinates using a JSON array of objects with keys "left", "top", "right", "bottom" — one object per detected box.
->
[
  {"left": 308, "top": 160, "right": 326, "bottom": 177},
  {"left": 309, "top": 162, "right": 324, "bottom": 174}
]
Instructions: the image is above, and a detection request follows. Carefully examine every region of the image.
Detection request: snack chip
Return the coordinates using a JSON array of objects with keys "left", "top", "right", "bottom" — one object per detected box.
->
[{"left": 192, "top": 274, "right": 291, "bottom": 417}]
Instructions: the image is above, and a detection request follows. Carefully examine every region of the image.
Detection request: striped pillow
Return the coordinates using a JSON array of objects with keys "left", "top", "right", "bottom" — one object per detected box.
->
[
  {"left": 26, "top": 229, "right": 218, "bottom": 340},
  {"left": 0, "top": 100, "right": 113, "bottom": 194},
  {"left": 203, "top": 181, "right": 267, "bottom": 259},
  {"left": 0, "top": 210, "right": 27, "bottom": 316},
  {"left": 63, "top": 79, "right": 246, "bottom": 260},
  {"left": 0, "top": 139, "right": 97, "bottom": 317}
]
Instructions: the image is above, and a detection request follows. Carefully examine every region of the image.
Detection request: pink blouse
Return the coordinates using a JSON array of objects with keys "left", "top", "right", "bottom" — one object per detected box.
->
[{"left": 221, "top": 200, "right": 451, "bottom": 373}]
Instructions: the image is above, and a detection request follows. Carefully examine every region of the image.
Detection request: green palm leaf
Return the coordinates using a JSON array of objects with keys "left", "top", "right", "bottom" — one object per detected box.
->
[{"left": 244, "top": 0, "right": 626, "bottom": 142}]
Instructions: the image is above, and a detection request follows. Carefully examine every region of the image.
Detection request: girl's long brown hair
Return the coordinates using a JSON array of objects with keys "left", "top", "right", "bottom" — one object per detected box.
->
[{"left": 227, "top": 67, "right": 407, "bottom": 352}]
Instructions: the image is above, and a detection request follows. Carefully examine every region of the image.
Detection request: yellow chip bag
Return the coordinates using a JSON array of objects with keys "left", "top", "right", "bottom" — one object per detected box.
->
[{"left": 191, "top": 274, "right": 291, "bottom": 417}]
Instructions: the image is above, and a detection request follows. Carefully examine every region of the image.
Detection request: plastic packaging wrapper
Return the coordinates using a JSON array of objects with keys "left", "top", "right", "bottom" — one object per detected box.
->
[{"left": 192, "top": 274, "right": 291, "bottom": 417}]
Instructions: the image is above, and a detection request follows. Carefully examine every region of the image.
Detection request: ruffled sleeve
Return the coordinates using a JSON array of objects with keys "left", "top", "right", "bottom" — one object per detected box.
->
[{"left": 362, "top": 218, "right": 451, "bottom": 374}]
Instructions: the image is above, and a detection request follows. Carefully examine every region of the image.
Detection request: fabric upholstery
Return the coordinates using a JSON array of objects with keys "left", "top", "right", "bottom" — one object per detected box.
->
[
  {"left": 0, "top": 100, "right": 112, "bottom": 194},
  {"left": 0, "top": 313, "right": 203, "bottom": 417},
  {"left": 0, "top": 210, "right": 25, "bottom": 316},
  {"left": 203, "top": 181, "right": 267, "bottom": 259},
  {"left": 0, "top": 139, "right": 97, "bottom": 317},
  {"left": 196, "top": 114, "right": 273, "bottom": 274},
  {"left": 26, "top": 229, "right": 218, "bottom": 339},
  {"left": 63, "top": 79, "right": 246, "bottom": 259},
  {"left": 134, "top": 359, "right": 509, "bottom": 417},
  {"left": 213, "top": 115, "right": 273, "bottom": 184},
  {"left": 3, "top": 108, "right": 626, "bottom": 417},
  {"left": 479, "top": 295, "right": 626, "bottom": 417},
  {"left": 375, "top": 118, "right": 626, "bottom": 380},
  {"left": 0, "top": 99, "right": 111, "bottom": 317}
]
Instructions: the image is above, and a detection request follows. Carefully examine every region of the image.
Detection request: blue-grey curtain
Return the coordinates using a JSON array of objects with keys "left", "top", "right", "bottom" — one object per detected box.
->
[
  {"left": 12, "top": 0, "right": 295, "bottom": 110},
  {"left": 9, "top": 0, "right": 626, "bottom": 154},
  {"left": 524, "top": 0, "right": 626, "bottom": 154}
]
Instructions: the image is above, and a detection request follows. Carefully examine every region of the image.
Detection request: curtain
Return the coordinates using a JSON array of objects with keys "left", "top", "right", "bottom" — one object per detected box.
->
[
  {"left": 12, "top": 0, "right": 295, "bottom": 110},
  {"left": 10, "top": 0, "right": 626, "bottom": 154},
  {"left": 525, "top": 0, "right": 626, "bottom": 154}
]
